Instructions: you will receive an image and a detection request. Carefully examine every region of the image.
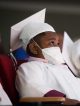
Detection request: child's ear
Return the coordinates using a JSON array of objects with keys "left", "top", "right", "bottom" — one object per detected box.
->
[{"left": 29, "top": 42, "right": 38, "bottom": 55}]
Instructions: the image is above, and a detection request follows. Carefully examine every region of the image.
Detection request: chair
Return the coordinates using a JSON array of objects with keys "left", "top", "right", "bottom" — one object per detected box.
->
[{"left": 0, "top": 54, "right": 19, "bottom": 104}]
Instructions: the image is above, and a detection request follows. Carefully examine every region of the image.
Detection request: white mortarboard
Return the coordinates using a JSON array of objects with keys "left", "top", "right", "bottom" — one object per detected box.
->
[
  {"left": 20, "top": 22, "right": 55, "bottom": 50},
  {"left": 10, "top": 8, "right": 46, "bottom": 51},
  {"left": 62, "top": 32, "right": 80, "bottom": 77}
]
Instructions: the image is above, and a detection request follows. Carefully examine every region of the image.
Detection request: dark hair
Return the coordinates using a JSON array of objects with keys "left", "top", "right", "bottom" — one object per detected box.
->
[{"left": 27, "top": 40, "right": 34, "bottom": 56}]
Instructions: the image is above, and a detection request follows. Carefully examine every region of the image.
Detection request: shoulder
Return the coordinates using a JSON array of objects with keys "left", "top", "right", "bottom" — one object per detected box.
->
[
  {"left": 16, "top": 61, "right": 46, "bottom": 81},
  {"left": 17, "top": 61, "right": 45, "bottom": 75},
  {"left": 20, "top": 61, "right": 43, "bottom": 69}
]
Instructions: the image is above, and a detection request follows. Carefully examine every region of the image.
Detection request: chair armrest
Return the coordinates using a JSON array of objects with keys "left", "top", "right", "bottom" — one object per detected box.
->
[{"left": 19, "top": 97, "right": 65, "bottom": 103}]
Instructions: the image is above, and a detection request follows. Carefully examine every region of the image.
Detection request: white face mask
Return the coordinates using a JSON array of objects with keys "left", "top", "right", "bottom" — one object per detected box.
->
[
  {"left": 33, "top": 39, "right": 65, "bottom": 65},
  {"left": 42, "top": 47, "right": 65, "bottom": 65}
]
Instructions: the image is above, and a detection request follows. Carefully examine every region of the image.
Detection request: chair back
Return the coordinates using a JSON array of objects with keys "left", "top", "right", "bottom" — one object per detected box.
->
[{"left": 0, "top": 54, "right": 18, "bottom": 104}]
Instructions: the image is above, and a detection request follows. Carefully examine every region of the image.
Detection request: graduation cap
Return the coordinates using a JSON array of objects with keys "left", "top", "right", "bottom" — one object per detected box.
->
[
  {"left": 10, "top": 8, "right": 46, "bottom": 51},
  {"left": 10, "top": 8, "right": 55, "bottom": 51},
  {"left": 62, "top": 32, "right": 80, "bottom": 77}
]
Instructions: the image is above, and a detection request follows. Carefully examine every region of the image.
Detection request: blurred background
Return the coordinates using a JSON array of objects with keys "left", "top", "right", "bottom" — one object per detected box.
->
[{"left": 0, "top": 0, "right": 80, "bottom": 53}]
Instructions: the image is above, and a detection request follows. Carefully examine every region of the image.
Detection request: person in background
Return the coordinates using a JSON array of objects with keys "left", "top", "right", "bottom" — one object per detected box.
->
[
  {"left": 70, "top": 39, "right": 80, "bottom": 75},
  {"left": 0, "top": 81, "right": 12, "bottom": 105}
]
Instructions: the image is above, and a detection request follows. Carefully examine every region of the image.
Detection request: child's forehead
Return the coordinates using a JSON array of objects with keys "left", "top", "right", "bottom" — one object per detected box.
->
[
  {"left": 33, "top": 32, "right": 64, "bottom": 45},
  {"left": 39, "top": 32, "right": 59, "bottom": 39}
]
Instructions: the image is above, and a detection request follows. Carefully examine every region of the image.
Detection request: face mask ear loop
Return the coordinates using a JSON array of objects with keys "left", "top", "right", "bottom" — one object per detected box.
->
[{"left": 32, "top": 39, "right": 42, "bottom": 51}]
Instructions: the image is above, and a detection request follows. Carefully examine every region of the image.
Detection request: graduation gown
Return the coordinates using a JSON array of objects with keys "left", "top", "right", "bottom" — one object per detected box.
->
[
  {"left": 16, "top": 57, "right": 80, "bottom": 100},
  {"left": 0, "top": 83, "right": 12, "bottom": 105}
]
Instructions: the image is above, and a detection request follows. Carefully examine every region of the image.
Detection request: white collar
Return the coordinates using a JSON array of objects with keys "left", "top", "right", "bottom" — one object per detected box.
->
[{"left": 28, "top": 56, "right": 48, "bottom": 63}]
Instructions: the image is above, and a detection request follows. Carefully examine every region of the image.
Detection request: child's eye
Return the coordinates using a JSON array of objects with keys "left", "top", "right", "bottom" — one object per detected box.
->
[{"left": 50, "top": 41, "right": 55, "bottom": 46}]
